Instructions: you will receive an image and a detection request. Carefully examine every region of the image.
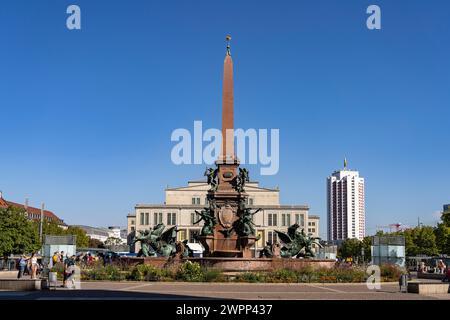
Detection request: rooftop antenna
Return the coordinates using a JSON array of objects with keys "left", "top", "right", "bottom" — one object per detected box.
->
[{"left": 344, "top": 157, "right": 347, "bottom": 170}]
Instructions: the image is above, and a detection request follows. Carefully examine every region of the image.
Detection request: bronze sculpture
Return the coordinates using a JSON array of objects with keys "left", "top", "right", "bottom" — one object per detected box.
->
[
  {"left": 204, "top": 167, "right": 219, "bottom": 191},
  {"left": 275, "top": 223, "right": 322, "bottom": 258},
  {"left": 132, "top": 223, "right": 180, "bottom": 257},
  {"left": 235, "top": 199, "right": 261, "bottom": 237},
  {"left": 194, "top": 205, "right": 217, "bottom": 236},
  {"left": 235, "top": 168, "right": 249, "bottom": 192}
]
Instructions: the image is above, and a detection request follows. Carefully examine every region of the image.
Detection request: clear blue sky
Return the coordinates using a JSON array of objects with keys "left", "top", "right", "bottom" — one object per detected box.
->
[{"left": 1, "top": 1, "right": 449, "bottom": 238}]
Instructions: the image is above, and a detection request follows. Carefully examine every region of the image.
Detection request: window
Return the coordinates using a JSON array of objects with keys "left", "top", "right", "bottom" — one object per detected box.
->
[
  {"left": 131, "top": 219, "right": 135, "bottom": 225},
  {"left": 249, "top": 198, "right": 254, "bottom": 205},
  {"left": 268, "top": 213, "right": 277, "bottom": 226},
  {"left": 177, "top": 229, "right": 187, "bottom": 241},
  {"left": 131, "top": 226, "right": 135, "bottom": 232},
  {"left": 191, "top": 212, "right": 200, "bottom": 225},
  {"left": 256, "top": 230, "right": 264, "bottom": 248},
  {"left": 282, "top": 213, "right": 291, "bottom": 226},
  {"left": 295, "top": 214, "right": 304, "bottom": 227},
  {"left": 189, "top": 229, "right": 200, "bottom": 243},
  {"left": 268, "top": 231, "right": 278, "bottom": 244},
  {"left": 145, "top": 212, "right": 149, "bottom": 225},
  {"left": 167, "top": 213, "right": 176, "bottom": 225},
  {"left": 154, "top": 212, "right": 163, "bottom": 225},
  {"left": 140, "top": 212, "right": 144, "bottom": 225},
  {"left": 192, "top": 197, "right": 200, "bottom": 205}
]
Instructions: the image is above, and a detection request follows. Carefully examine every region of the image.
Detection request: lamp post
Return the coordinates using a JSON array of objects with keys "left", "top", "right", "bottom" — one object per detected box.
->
[{"left": 39, "top": 203, "right": 45, "bottom": 243}]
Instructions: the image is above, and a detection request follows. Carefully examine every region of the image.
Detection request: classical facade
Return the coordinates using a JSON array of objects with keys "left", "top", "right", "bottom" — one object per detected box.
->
[{"left": 127, "top": 180, "right": 319, "bottom": 253}]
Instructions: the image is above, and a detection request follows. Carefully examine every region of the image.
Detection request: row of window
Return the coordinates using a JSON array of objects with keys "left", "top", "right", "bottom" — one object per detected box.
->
[
  {"left": 136, "top": 212, "right": 313, "bottom": 228},
  {"left": 268, "top": 213, "right": 305, "bottom": 227},
  {"left": 191, "top": 197, "right": 254, "bottom": 205},
  {"left": 139, "top": 212, "right": 177, "bottom": 226}
]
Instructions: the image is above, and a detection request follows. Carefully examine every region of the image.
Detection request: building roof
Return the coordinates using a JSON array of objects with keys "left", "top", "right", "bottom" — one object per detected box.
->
[
  {"left": 72, "top": 225, "right": 110, "bottom": 237},
  {"left": 0, "top": 195, "right": 65, "bottom": 225},
  {"left": 166, "top": 181, "right": 279, "bottom": 192},
  {"left": 135, "top": 203, "right": 309, "bottom": 210}
]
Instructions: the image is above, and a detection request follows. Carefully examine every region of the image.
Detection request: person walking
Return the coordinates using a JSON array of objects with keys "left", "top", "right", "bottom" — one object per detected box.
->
[
  {"left": 17, "top": 255, "right": 28, "bottom": 279},
  {"left": 30, "top": 253, "right": 38, "bottom": 279},
  {"left": 52, "top": 252, "right": 59, "bottom": 266},
  {"left": 437, "top": 260, "right": 446, "bottom": 274}
]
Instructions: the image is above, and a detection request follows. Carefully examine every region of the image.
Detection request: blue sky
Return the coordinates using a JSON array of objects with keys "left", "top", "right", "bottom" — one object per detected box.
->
[{"left": 1, "top": 1, "right": 449, "bottom": 238}]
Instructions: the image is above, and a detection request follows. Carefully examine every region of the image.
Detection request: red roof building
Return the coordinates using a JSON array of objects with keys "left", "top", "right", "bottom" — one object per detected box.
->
[{"left": 0, "top": 193, "right": 65, "bottom": 225}]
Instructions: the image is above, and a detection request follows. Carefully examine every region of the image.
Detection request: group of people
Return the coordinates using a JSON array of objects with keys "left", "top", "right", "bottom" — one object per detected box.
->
[
  {"left": 51, "top": 251, "right": 79, "bottom": 287},
  {"left": 418, "top": 259, "right": 447, "bottom": 274},
  {"left": 17, "top": 253, "right": 41, "bottom": 279}
]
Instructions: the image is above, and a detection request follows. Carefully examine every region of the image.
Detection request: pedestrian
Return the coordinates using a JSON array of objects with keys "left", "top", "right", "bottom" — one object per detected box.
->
[
  {"left": 17, "top": 255, "right": 28, "bottom": 279},
  {"left": 443, "top": 267, "right": 450, "bottom": 283},
  {"left": 62, "top": 254, "right": 70, "bottom": 287},
  {"left": 30, "top": 253, "right": 38, "bottom": 279},
  {"left": 60, "top": 251, "right": 65, "bottom": 263},
  {"left": 52, "top": 252, "right": 59, "bottom": 266},
  {"left": 437, "top": 260, "right": 446, "bottom": 274}
]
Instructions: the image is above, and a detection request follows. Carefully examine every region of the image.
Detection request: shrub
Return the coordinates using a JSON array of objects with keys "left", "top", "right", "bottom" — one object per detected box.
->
[
  {"left": 380, "top": 264, "right": 404, "bottom": 281},
  {"left": 127, "top": 264, "right": 169, "bottom": 281},
  {"left": 330, "top": 266, "right": 365, "bottom": 283},
  {"left": 202, "top": 268, "right": 225, "bottom": 282},
  {"left": 83, "top": 265, "right": 126, "bottom": 281},
  {"left": 234, "top": 272, "right": 266, "bottom": 283},
  {"left": 176, "top": 261, "right": 204, "bottom": 282},
  {"left": 296, "top": 266, "right": 315, "bottom": 283},
  {"left": 269, "top": 269, "right": 298, "bottom": 283}
]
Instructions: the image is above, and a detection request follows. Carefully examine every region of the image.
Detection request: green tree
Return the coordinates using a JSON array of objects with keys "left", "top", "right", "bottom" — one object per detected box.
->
[
  {"left": 413, "top": 226, "right": 439, "bottom": 256},
  {"left": 338, "top": 238, "right": 362, "bottom": 261},
  {"left": 32, "top": 219, "right": 65, "bottom": 237},
  {"left": 442, "top": 208, "right": 450, "bottom": 227},
  {"left": 401, "top": 229, "right": 419, "bottom": 256},
  {"left": 434, "top": 223, "right": 450, "bottom": 255},
  {"left": 362, "top": 236, "right": 372, "bottom": 262},
  {"left": 66, "top": 226, "right": 89, "bottom": 248},
  {"left": 88, "top": 238, "right": 105, "bottom": 248},
  {"left": 0, "top": 206, "right": 41, "bottom": 260}
]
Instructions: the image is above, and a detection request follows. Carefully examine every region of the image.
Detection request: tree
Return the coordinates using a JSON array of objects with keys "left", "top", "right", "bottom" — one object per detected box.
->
[
  {"left": 362, "top": 236, "right": 372, "bottom": 262},
  {"left": 442, "top": 208, "right": 450, "bottom": 227},
  {"left": 32, "top": 219, "right": 65, "bottom": 237},
  {"left": 66, "top": 226, "right": 89, "bottom": 248},
  {"left": 0, "top": 206, "right": 41, "bottom": 261},
  {"left": 401, "top": 229, "right": 419, "bottom": 256},
  {"left": 88, "top": 238, "right": 105, "bottom": 248},
  {"left": 32, "top": 219, "right": 89, "bottom": 248},
  {"left": 434, "top": 223, "right": 450, "bottom": 255},
  {"left": 434, "top": 207, "right": 450, "bottom": 255},
  {"left": 338, "top": 238, "right": 362, "bottom": 261},
  {"left": 414, "top": 226, "right": 439, "bottom": 256}
]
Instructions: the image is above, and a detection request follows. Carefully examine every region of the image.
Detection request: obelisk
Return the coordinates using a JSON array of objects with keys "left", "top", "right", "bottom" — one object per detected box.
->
[
  {"left": 221, "top": 35, "right": 235, "bottom": 161},
  {"left": 199, "top": 35, "right": 258, "bottom": 258}
]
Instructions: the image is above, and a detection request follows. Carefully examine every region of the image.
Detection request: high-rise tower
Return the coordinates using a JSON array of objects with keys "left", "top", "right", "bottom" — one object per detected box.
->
[{"left": 327, "top": 160, "right": 365, "bottom": 242}]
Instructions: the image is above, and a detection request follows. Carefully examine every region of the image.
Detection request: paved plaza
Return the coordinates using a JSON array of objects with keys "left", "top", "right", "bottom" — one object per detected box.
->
[{"left": 0, "top": 281, "right": 449, "bottom": 300}]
